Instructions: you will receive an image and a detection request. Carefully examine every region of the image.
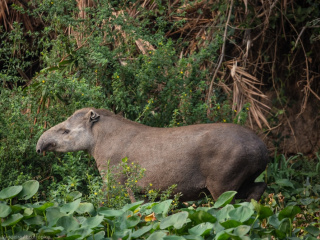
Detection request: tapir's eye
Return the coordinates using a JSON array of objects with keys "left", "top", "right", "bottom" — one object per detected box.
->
[{"left": 63, "top": 129, "right": 70, "bottom": 134}]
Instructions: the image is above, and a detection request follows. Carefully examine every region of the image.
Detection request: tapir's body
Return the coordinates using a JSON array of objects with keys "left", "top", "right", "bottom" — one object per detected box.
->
[{"left": 36, "top": 108, "right": 269, "bottom": 201}]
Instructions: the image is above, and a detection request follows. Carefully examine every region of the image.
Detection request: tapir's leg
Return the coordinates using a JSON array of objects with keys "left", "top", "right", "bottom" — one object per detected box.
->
[
  {"left": 205, "top": 178, "right": 242, "bottom": 201},
  {"left": 237, "top": 182, "right": 266, "bottom": 201}
]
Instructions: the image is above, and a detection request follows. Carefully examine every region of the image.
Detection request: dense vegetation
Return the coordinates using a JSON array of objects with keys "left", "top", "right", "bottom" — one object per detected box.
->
[{"left": 0, "top": 0, "right": 319, "bottom": 238}]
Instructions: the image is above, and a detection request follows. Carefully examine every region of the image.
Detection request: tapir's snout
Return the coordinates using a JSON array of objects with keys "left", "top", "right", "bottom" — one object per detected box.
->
[{"left": 36, "top": 136, "right": 56, "bottom": 154}]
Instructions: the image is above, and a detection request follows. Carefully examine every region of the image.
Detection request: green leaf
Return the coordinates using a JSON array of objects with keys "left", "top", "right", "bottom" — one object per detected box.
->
[
  {"left": 23, "top": 207, "right": 34, "bottom": 216},
  {"left": 76, "top": 202, "right": 95, "bottom": 215},
  {"left": 216, "top": 205, "right": 234, "bottom": 222},
  {"left": 229, "top": 206, "right": 254, "bottom": 222},
  {"left": 125, "top": 215, "right": 141, "bottom": 229},
  {"left": 233, "top": 225, "right": 251, "bottom": 236},
  {"left": 0, "top": 185, "right": 23, "bottom": 200},
  {"left": 46, "top": 207, "right": 67, "bottom": 227},
  {"left": 189, "top": 210, "right": 216, "bottom": 224},
  {"left": 305, "top": 225, "right": 320, "bottom": 236},
  {"left": 215, "top": 229, "right": 233, "bottom": 240},
  {"left": 251, "top": 199, "right": 273, "bottom": 220},
  {"left": 23, "top": 215, "right": 45, "bottom": 226},
  {"left": 17, "top": 180, "right": 39, "bottom": 200},
  {"left": 0, "top": 203, "right": 12, "bottom": 218},
  {"left": 38, "top": 226, "right": 64, "bottom": 236},
  {"left": 31, "top": 202, "right": 55, "bottom": 212},
  {"left": 122, "top": 200, "right": 144, "bottom": 212},
  {"left": 60, "top": 199, "right": 81, "bottom": 214},
  {"left": 132, "top": 225, "right": 153, "bottom": 238},
  {"left": 219, "top": 219, "right": 242, "bottom": 229},
  {"left": 81, "top": 215, "right": 104, "bottom": 228},
  {"left": 183, "top": 235, "right": 203, "bottom": 240},
  {"left": 278, "top": 206, "right": 301, "bottom": 220},
  {"left": 87, "top": 231, "right": 105, "bottom": 240},
  {"left": 56, "top": 215, "right": 80, "bottom": 232},
  {"left": 275, "top": 179, "right": 294, "bottom": 188},
  {"left": 213, "top": 191, "right": 237, "bottom": 208},
  {"left": 147, "top": 231, "right": 167, "bottom": 240},
  {"left": 188, "top": 222, "right": 214, "bottom": 236},
  {"left": 66, "top": 191, "right": 82, "bottom": 201},
  {"left": 164, "top": 236, "right": 187, "bottom": 240},
  {"left": 13, "top": 231, "right": 34, "bottom": 239},
  {"left": 98, "top": 208, "right": 124, "bottom": 217},
  {"left": 278, "top": 218, "right": 291, "bottom": 234},
  {"left": 268, "top": 214, "right": 281, "bottom": 228},
  {"left": 10, "top": 204, "right": 23, "bottom": 213},
  {"left": 152, "top": 200, "right": 172, "bottom": 217},
  {"left": 2, "top": 213, "right": 24, "bottom": 227},
  {"left": 160, "top": 211, "right": 188, "bottom": 230}
]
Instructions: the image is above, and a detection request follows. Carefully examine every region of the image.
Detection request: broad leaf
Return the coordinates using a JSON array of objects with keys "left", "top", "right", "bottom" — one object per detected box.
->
[
  {"left": 0, "top": 185, "right": 23, "bottom": 200},
  {"left": 0, "top": 203, "right": 12, "bottom": 218},
  {"left": 38, "top": 226, "right": 64, "bottom": 236},
  {"left": 87, "top": 231, "right": 105, "bottom": 240},
  {"left": 132, "top": 225, "right": 153, "bottom": 238},
  {"left": 67, "top": 227, "right": 92, "bottom": 239},
  {"left": 60, "top": 199, "right": 81, "bottom": 214},
  {"left": 2, "top": 213, "right": 24, "bottom": 227},
  {"left": 13, "top": 231, "right": 34, "bottom": 240},
  {"left": 152, "top": 200, "right": 172, "bottom": 217},
  {"left": 251, "top": 199, "right": 273, "bottom": 220},
  {"left": 32, "top": 202, "right": 54, "bottom": 212},
  {"left": 66, "top": 191, "right": 82, "bottom": 201},
  {"left": 220, "top": 219, "right": 242, "bottom": 229},
  {"left": 24, "top": 215, "right": 45, "bottom": 226},
  {"left": 81, "top": 215, "right": 104, "bottom": 228},
  {"left": 189, "top": 210, "right": 216, "bottom": 224},
  {"left": 122, "top": 200, "right": 144, "bottom": 212},
  {"left": 229, "top": 206, "right": 254, "bottom": 222},
  {"left": 160, "top": 212, "right": 189, "bottom": 230},
  {"left": 76, "top": 202, "right": 95, "bottom": 215},
  {"left": 147, "top": 231, "right": 167, "bottom": 240},
  {"left": 233, "top": 225, "right": 251, "bottom": 236},
  {"left": 56, "top": 215, "right": 80, "bottom": 233},
  {"left": 275, "top": 179, "right": 294, "bottom": 188},
  {"left": 17, "top": 180, "right": 39, "bottom": 200},
  {"left": 98, "top": 208, "right": 124, "bottom": 217},
  {"left": 305, "top": 225, "right": 320, "bottom": 237},
  {"left": 188, "top": 222, "right": 214, "bottom": 236},
  {"left": 213, "top": 191, "right": 237, "bottom": 208},
  {"left": 164, "top": 236, "right": 186, "bottom": 240},
  {"left": 46, "top": 207, "right": 67, "bottom": 227},
  {"left": 278, "top": 206, "right": 301, "bottom": 221}
]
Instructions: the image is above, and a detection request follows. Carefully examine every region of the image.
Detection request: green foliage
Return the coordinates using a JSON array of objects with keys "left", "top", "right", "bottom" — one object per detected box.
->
[{"left": 0, "top": 181, "right": 319, "bottom": 240}]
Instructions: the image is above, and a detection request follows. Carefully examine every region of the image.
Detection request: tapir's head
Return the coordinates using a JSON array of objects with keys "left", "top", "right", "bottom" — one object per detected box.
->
[{"left": 36, "top": 108, "right": 100, "bottom": 154}]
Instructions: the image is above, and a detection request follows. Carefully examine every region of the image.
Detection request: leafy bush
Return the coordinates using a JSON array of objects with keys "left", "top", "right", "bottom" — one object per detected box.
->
[{"left": 0, "top": 181, "right": 319, "bottom": 240}]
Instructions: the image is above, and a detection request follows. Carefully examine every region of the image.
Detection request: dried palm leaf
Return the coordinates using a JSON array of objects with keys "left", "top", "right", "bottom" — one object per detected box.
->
[{"left": 228, "top": 60, "right": 270, "bottom": 129}]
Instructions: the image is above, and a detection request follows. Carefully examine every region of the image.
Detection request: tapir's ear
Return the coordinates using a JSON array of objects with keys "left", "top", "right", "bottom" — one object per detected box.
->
[{"left": 89, "top": 110, "right": 100, "bottom": 123}]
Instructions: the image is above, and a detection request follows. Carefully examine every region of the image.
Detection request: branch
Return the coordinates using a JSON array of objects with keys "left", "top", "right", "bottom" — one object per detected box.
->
[{"left": 207, "top": 0, "right": 233, "bottom": 111}]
